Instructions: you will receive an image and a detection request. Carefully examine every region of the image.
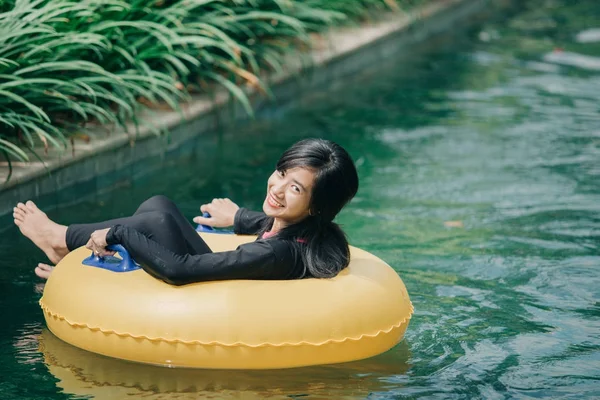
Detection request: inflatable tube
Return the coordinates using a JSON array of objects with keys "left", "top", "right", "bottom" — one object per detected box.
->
[{"left": 39, "top": 233, "right": 413, "bottom": 369}]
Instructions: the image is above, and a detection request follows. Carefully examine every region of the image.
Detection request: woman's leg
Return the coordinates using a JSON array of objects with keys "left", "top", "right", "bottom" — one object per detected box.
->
[
  {"left": 66, "top": 195, "right": 211, "bottom": 255},
  {"left": 67, "top": 210, "right": 211, "bottom": 255},
  {"left": 14, "top": 196, "right": 210, "bottom": 266},
  {"left": 132, "top": 195, "right": 184, "bottom": 216},
  {"left": 137, "top": 195, "right": 213, "bottom": 255}
]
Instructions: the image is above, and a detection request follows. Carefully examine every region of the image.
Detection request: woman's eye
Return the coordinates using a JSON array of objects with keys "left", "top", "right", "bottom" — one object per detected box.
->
[
  {"left": 277, "top": 170, "right": 285, "bottom": 177},
  {"left": 292, "top": 185, "right": 301, "bottom": 193}
]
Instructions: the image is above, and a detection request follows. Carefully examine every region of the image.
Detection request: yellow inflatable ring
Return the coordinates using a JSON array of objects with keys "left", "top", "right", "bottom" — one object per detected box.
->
[{"left": 40, "top": 233, "right": 413, "bottom": 369}]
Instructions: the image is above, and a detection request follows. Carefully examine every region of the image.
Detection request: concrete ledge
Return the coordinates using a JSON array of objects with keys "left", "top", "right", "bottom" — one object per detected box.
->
[{"left": 0, "top": 0, "right": 489, "bottom": 217}]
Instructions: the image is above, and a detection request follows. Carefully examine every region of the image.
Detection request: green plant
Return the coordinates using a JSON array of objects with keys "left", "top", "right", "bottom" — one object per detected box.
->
[{"left": 0, "top": 0, "right": 415, "bottom": 179}]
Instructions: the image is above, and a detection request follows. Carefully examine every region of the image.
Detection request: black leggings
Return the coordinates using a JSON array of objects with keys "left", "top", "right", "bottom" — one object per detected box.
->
[{"left": 65, "top": 195, "right": 212, "bottom": 255}]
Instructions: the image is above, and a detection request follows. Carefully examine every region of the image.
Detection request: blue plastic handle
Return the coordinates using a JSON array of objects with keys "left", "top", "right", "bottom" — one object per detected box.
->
[
  {"left": 195, "top": 212, "right": 234, "bottom": 234},
  {"left": 82, "top": 244, "right": 141, "bottom": 272},
  {"left": 195, "top": 212, "right": 215, "bottom": 232}
]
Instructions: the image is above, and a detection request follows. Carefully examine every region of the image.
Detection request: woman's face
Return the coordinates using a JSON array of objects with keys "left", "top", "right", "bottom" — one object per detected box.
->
[{"left": 263, "top": 167, "right": 316, "bottom": 226}]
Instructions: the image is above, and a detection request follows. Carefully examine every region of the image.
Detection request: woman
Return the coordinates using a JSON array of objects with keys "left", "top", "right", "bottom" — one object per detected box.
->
[{"left": 13, "top": 138, "right": 359, "bottom": 285}]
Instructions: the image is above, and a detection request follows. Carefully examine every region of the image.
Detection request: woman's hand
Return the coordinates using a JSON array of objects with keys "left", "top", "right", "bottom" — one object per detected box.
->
[
  {"left": 194, "top": 198, "right": 239, "bottom": 228},
  {"left": 85, "top": 228, "right": 115, "bottom": 257}
]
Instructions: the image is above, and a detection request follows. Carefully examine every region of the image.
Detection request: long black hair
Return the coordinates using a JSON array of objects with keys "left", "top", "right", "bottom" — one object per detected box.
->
[{"left": 261, "top": 138, "right": 359, "bottom": 278}]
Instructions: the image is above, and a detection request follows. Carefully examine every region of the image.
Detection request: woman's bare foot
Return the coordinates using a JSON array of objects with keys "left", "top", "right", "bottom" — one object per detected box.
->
[
  {"left": 35, "top": 263, "right": 54, "bottom": 280},
  {"left": 13, "top": 201, "right": 69, "bottom": 265}
]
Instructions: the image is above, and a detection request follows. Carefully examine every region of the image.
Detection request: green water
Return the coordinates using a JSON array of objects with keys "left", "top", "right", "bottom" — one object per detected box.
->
[{"left": 2, "top": 0, "right": 600, "bottom": 398}]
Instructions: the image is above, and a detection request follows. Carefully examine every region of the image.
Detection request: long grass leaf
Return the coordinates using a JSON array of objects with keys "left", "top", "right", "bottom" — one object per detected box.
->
[
  {"left": 205, "top": 71, "right": 253, "bottom": 117},
  {"left": 0, "top": 89, "right": 50, "bottom": 122}
]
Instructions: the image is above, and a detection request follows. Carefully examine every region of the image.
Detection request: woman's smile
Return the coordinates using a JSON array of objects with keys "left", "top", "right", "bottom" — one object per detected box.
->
[{"left": 267, "top": 193, "right": 285, "bottom": 208}]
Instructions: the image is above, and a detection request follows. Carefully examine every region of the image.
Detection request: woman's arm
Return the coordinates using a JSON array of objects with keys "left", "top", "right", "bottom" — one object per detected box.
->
[
  {"left": 233, "top": 208, "right": 269, "bottom": 235},
  {"left": 193, "top": 198, "right": 268, "bottom": 235},
  {"left": 106, "top": 224, "right": 287, "bottom": 285}
]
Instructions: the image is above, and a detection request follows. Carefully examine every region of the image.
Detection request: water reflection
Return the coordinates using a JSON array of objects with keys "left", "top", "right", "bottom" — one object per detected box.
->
[{"left": 36, "top": 329, "right": 411, "bottom": 399}]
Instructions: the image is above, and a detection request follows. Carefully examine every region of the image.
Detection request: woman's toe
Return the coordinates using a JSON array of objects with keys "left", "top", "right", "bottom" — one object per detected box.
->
[{"left": 35, "top": 263, "right": 54, "bottom": 279}]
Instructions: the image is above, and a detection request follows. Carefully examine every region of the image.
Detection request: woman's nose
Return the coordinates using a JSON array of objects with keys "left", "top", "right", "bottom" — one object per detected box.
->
[{"left": 272, "top": 182, "right": 285, "bottom": 198}]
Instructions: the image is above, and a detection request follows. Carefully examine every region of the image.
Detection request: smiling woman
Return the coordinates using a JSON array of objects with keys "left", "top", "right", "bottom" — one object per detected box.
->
[{"left": 13, "top": 138, "right": 359, "bottom": 284}]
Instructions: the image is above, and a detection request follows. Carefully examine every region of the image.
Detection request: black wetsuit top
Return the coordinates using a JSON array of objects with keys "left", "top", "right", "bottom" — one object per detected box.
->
[{"left": 104, "top": 208, "right": 306, "bottom": 285}]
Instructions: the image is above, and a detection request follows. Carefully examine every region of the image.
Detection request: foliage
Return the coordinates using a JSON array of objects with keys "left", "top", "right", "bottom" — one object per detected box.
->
[{"left": 0, "top": 0, "right": 416, "bottom": 169}]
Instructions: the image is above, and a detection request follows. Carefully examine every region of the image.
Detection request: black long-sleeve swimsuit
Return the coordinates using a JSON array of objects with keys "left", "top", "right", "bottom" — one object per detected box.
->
[{"left": 65, "top": 196, "right": 306, "bottom": 286}]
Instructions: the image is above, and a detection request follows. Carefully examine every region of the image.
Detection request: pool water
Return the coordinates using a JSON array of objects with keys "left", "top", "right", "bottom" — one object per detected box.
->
[{"left": 1, "top": 0, "right": 600, "bottom": 398}]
